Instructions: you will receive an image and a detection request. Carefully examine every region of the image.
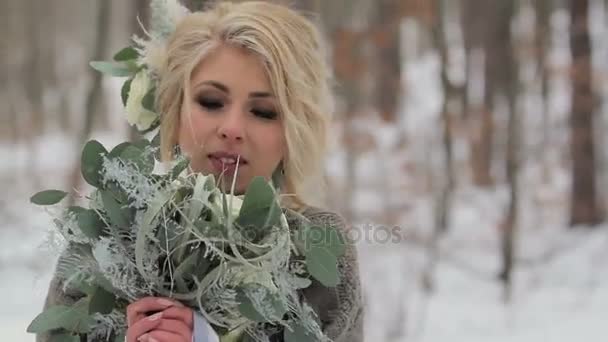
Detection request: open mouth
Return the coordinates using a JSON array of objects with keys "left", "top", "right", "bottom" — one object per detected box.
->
[{"left": 207, "top": 152, "right": 248, "bottom": 174}]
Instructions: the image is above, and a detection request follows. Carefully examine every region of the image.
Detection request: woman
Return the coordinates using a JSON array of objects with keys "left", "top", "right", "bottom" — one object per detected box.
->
[{"left": 39, "top": 2, "right": 363, "bottom": 341}]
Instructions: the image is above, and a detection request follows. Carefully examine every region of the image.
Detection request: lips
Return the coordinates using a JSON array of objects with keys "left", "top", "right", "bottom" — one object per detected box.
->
[{"left": 207, "top": 151, "right": 248, "bottom": 174}]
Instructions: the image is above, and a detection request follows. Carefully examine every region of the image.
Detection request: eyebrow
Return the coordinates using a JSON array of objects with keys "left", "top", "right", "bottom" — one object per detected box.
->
[{"left": 196, "top": 80, "right": 273, "bottom": 98}]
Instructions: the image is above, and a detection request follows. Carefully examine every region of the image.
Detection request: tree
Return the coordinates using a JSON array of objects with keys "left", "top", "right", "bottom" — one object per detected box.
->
[{"left": 568, "top": 0, "right": 603, "bottom": 227}]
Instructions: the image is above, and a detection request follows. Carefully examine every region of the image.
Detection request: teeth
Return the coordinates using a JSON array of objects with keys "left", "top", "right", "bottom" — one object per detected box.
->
[{"left": 220, "top": 157, "right": 237, "bottom": 164}]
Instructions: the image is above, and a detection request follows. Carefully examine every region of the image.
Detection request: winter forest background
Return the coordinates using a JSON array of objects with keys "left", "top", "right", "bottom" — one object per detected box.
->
[{"left": 1, "top": 0, "right": 607, "bottom": 341}]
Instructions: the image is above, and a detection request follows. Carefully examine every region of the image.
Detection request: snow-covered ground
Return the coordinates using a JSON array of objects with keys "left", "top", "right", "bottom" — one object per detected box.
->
[{"left": 1, "top": 132, "right": 607, "bottom": 342}]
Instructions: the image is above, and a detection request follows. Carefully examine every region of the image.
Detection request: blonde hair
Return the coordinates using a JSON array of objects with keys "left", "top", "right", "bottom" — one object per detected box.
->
[{"left": 157, "top": 1, "right": 334, "bottom": 208}]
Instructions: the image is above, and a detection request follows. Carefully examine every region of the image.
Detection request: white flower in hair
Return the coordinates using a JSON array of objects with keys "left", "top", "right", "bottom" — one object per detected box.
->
[{"left": 125, "top": 71, "right": 158, "bottom": 131}]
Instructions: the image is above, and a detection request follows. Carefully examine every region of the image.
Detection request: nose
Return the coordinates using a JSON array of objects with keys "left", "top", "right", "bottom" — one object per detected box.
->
[{"left": 217, "top": 109, "right": 244, "bottom": 142}]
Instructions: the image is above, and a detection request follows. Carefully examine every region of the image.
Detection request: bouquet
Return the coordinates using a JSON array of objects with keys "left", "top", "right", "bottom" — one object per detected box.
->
[
  {"left": 28, "top": 140, "right": 344, "bottom": 342},
  {"left": 26, "top": 1, "right": 346, "bottom": 341}
]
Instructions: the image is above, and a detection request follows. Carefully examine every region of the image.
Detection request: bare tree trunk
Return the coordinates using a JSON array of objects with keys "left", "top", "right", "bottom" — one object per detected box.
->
[
  {"left": 68, "top": 0, "right": 112, "bottom": 203},
  {"left": 569, "top": 0, "right": 603, "bottom": 227},
  {"left": 369, "top": 0, "right": 406, "bottom": 122},
  {"left": 332, "top": 27, "right": 366, "bottom": 221},
  {"left": 536, "top": 0, "right": 553, "bottom": 181},
  {"left": 421, "top": 0, "right": 457, "bottom": 295},
  {"left": 497, "top": 0, "right": 518, "bottom": 303},
  {"left": 462, "top": 0, "right": 496, "bottom": 187}
]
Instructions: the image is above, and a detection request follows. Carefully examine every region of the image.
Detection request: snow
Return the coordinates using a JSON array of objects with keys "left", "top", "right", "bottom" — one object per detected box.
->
[{"left": 4, "top": 127, "right": 607, "bottom": 342}]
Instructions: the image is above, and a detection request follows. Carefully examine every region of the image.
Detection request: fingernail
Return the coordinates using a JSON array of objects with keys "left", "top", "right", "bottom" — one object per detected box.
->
[
  {"left": 157, "top": 298, "right": 183, "bottom": 307},
  {"left": 148, "top": 338, "right": 159, "bottom": 342},
  {"left": 147, "top": 312, "right": 163, "bottom": 321},
  {"left": 137, "top": 334, "right": 148, "bottom": 342},
  {"left": 157, "top": 298, "right": 175, "bottom": 307}
]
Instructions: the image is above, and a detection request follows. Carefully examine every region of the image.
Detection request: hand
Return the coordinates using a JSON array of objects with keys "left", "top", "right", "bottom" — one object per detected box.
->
[{"left": 126, "top": 297, "right": 194, "bottom": 342}]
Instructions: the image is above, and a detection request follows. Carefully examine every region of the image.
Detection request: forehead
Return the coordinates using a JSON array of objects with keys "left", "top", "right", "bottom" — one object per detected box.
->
[{"left": 190, "top": 44, "right": 272, "bottom": 93}]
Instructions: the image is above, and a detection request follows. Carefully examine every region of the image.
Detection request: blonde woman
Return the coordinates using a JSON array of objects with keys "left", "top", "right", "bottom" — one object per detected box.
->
[{"left": 39, "top": 2, "right": 363, "bottom": 342}]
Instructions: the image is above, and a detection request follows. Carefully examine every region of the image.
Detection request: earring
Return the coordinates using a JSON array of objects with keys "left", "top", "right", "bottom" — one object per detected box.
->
[{"left": 272, "top": 161, "right": 284, "bottom": 191}]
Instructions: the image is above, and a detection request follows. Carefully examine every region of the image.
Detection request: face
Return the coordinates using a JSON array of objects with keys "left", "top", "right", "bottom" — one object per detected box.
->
[{"left": 178, "top": 44, "right": 286, "bottom": 195}]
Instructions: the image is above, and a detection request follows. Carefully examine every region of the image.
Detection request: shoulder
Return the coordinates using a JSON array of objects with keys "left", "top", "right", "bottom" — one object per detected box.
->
[{"left": 295, "top": 206, "right": 350, "bottom": 232}]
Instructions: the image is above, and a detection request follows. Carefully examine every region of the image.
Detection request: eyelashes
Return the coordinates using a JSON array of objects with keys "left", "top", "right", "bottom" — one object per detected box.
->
[
  {"left": 196, "top": 97, "right": 278, "bottom": 120},
  {"left": 198, "top": 98, "right": 223, "bottom": 111}
]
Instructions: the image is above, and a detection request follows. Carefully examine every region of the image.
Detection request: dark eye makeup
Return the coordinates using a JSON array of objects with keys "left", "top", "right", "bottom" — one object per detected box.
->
[{"left": 195, "top": 94, "right": 278, "bottom": 120}]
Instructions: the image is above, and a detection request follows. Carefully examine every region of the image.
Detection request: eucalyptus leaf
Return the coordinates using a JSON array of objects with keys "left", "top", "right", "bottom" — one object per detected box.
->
[
  {"left": 113, "top": 46, "right": 139, "bottom": 61},
  {"left": 48, "top": 333, "right": 80, "bottom": 342},
  {"left": 108, "top": 142, "right": 131, "bottom": 160},
  {"left": 305, "top": 226, "right": 346, "bottom": 258},
  {"left": 120, "top": 145, "right": 154, "bottom": 175},
  {"left": 27, "top": 299, "right": 94, "bottom": 334},
  {"left": 305, "top": 246, "right": 339, "bottom": 287},
  {"left": 236, "top": 177, "right": 281, "bottom": 242},
  {"left": 284, "top": 322, "right": 317, "bottom": 342},
  {"left": 121, "top": 78, "right": 133, "bottom": 106},
  {"left": 236, "top": 284, "right": 288, "bottom": 322},
  {"left": 76, "top": 209, "right": 105, "bottom": 239},
  {"left": 90, "top": 61, "right": 136, "bottom": 77},
  {"left": 170, "top": 157, "right": 190, "bottom": 180},
  {"left": 101, "top": 190, "right": 130, "bottom": 228},
  {"left": 30, "top": 190, "right": 68, "bottom": 205},
  {"left": 135, "top": 188, "right": 173, "bottom": 279},
  {"left": 142, "top": 87, "right": 156, "bottom": 112},
  {"left": 81, "top": 140, "right": 108, "bottom": 188},
  {"left": 89, "top": 286, "right": 115, "bottom": 315}
]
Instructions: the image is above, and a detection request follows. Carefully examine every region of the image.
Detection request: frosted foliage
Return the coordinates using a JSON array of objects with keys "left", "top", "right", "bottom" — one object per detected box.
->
[
  {"left": 93, "top": 237, "right": 155, "bottom": 301},
  {"left": 101, "top": 157, "right": 160, "bottom": 209},
  {"left": 56, "top": 213, "right": 90, "bottom": 245},
  {"left": 88, "top": 310, "right": 127, "bottom": 342}
]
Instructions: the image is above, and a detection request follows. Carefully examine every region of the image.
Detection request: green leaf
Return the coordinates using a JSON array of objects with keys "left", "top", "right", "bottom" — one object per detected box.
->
[
  {"left": 121, "top": 78, "right": 133, "bottom": 106},
  {"left": 284, "top": 322, "right": 317, "bottom": 342},
  {"left": 89, "top": 286, "right": 115, "bottom": 314},
  {"left": 306, "top": 226, "right": 346, "bottom": 258},
  {"left": 120, "top": 145, "right": 155, "bottom": 175},
  {"left": 170, "top": 157, "right": 190, "bottom": 180},
  {"left": 305, "top": 246, "right": 339, "bottom": 287},
  {"left": 236, "top": 284, "right": 288, "bottom": 322},
  {"left": 236, "top": 177, "right": 282, "bottom": 241},
  {"left": 27, "top": 299, "right": 94, "bottom": 334},
  {"left": 114, "top": 333, "right": 126, "bottom": 342},
  {"left": 113, "top": 46, "right": 139, "bottom": 61},
  {"left": 135, "top": 188, "right": 173, "bottom": 278},
  {"left": 81, "top": 140, "right": 108, "bottom": 188},
  {"left": 76, "top": 209, "right": 105, "bottom": 239},
  {"left": 90, "top": 61, "right": 135, "bottom": 77},
  {"left": 101, "top": 190, "right": 130, "bottom": 228},
  {"left": 142, "top": 86, "right": 156, "bottom": 112},
  {"left": 108, "top": 142, "right": 131, "bottom": 160},
  {"left": 48, "top": 333, "right": 80, "bottom": 342},
  {"left": 30, "top": 190, "right": 68, "bottom": 205}
]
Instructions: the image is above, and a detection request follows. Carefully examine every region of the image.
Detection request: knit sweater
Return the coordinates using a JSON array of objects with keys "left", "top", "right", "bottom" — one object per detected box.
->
[{"left": 36, "top": 206, "right": 364, "bottom": 342}]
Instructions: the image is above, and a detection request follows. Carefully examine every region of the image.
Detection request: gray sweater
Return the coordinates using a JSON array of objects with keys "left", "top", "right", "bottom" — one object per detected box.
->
[{"left": 37, "top": 207, "right": 364, "bottom": 342}]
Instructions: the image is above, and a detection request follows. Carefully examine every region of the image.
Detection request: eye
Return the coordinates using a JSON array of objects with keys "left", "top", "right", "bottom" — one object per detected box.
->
[
  {"left": 197, "top": 97, "right": 223, "bottom": 111},
  {"left": 252, "top": 108, "right": 278, "bottom": 120}
]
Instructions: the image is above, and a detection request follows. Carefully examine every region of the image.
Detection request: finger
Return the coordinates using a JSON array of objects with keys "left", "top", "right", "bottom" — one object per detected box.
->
[
  {"left": 160, "top": 307, "right": 194, "bottom": 328},
  {"left": 127, "top": 297, "right": 180, "bottom": 326},
  {"left": 126, "top": 312, "right": 163, "bottom": 342},
  {"left": 141, "top": 330, "right": 188, "bottom": 342},
  {"left": 152, "top": 319, "right": 192, "bottom": 340}
]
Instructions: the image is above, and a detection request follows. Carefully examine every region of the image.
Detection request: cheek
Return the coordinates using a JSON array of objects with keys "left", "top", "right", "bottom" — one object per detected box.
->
[
  {"left": 178, "top": 111, "right": 213, "bottom": 152},
  {"left": 253, "top": 126, "right": 286, "bottom": 166}
]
